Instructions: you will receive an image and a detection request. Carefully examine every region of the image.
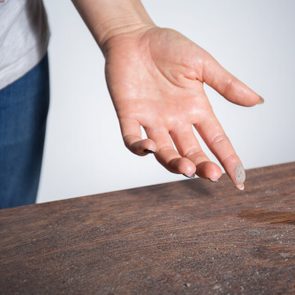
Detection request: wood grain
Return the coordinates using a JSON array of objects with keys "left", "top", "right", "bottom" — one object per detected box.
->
[{"left": 0, "top": 162, "right": 295, "bottom": 295}]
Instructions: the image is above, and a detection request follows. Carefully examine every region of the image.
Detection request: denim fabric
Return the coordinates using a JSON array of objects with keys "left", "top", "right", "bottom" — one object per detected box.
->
[{"left": 0, "top": 54, "right": 49, "bottom": 209}]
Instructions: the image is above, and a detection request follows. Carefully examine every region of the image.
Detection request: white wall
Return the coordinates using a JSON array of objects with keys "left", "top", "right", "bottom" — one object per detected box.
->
[{"left": 38, "top": 0, "right": 295, "bottom": 203}]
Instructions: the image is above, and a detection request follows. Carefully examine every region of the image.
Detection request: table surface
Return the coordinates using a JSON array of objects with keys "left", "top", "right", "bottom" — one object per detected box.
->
[{"left": 1, "top": 162, "right": 295, "bottom": 295}]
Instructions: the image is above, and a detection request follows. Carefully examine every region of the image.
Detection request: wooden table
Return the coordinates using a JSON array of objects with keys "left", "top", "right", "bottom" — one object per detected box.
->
[{"left": 0, "top": 162, "right": 295, "bottom": 295}]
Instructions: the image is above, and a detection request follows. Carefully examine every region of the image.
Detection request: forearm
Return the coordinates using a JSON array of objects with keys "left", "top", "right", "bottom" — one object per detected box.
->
[{"left": 72, "top": 0, "right": 155, "bottom": 51}]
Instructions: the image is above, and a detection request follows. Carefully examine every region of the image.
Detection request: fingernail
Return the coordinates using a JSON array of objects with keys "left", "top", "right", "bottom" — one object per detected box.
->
[
  {"left": 143, "top": 149, "right": 155, "bottom": 154},
  {"left": 257, "top": 96, "right": 265, "bottom": 104},
  {"left": 236, "top": 183, "right": 245, "bottom": 190},
  {"left": 183, "top": 173, "right": 196, "bottom": 179},
  {"left": 235, "top": 163, "right": 246, "bottom": 190},
  {"left": 207, "top": 173, "right": 220, "bottom": 182},
  {"left": 208, "top": 177, "right": 219, "bottom": 183}
]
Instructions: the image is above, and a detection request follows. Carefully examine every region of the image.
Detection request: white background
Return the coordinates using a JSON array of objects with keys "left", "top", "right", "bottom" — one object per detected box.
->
[{"left": 38, "top": 0, "right": 295, "bottom": 203}]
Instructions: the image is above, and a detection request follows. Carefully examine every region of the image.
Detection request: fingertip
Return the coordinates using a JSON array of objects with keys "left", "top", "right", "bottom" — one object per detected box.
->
[
  {"left": 143, "top": 149, "right": 155, "bottom": 154},
  {"left": 142, "top": 139, "right": 157, "bottom": 155},
  {"left": 232, "top": 94, "right": 262, "bottom": 107},
  {"left": 174, "top": 157, "right": 196, "bottom": 177},
  {"left": 195, "top": 161, "right": 222, "bottom": 181},
  {"left": 256, "top": 96, "right": 265, "bottom": 105},
  {"left": 129, "top": 138, "right": 156, "bottom": 156},
  {"left": 222, "top": 158, "right": 246, "bottom": 190},
  {"left": 220, "top": 78, "right": 263, "bottom": 107},
  {"left": 245, "top": 95, "right": 265, "bottom": 107}
]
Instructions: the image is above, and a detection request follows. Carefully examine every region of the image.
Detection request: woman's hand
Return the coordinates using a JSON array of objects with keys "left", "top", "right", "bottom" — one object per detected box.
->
[{"left": 103, "top": 26, "right": 263, "bottom": 190}]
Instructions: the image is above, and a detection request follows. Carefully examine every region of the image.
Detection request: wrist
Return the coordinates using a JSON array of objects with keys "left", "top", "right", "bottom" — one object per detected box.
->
[
  {"left": 96, "top": 18, "right": 156, "bottom": 52},
  {"left": 72, "top": 0, "right": 155, "bottom": 54}
]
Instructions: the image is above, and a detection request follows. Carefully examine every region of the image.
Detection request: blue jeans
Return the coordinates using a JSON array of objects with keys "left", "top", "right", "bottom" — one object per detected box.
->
[{"left": 0, "top": 54, "right": 49, "bottom": 209}]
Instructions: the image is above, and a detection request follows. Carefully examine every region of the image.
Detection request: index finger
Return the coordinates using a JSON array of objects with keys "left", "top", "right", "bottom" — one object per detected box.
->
[{"left": 194, "top": 110, "right": 246, "bottom": 190}]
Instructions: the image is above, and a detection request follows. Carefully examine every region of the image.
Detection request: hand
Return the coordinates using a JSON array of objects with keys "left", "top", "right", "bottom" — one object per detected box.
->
[{"left": 103, "top": 26, "right": 263, "bottom": 190}]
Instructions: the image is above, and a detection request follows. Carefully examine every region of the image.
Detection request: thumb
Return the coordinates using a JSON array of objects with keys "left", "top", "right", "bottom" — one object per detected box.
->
[{"left": 202, "top": 53, "right": 264, "bottom": 107}]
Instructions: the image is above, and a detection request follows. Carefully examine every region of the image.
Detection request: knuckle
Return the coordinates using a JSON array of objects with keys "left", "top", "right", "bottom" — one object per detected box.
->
[
  {"left": 223, "top": 76, "right": 235, "bottom": 94},
  {"left": 221, "top": 153, "right": 237, "bottom": 164},
  {"left": 184, "top": 148, "right": 202, "bottom": 158},
  {"left": 157, "top": 145, "right": 173, "bottom": 154},
  {"left": 185, "top": 149, "right": 207, "bottom": 163},
  {"left": 210, "top": 133, "right": 229, "bottom": 146}
]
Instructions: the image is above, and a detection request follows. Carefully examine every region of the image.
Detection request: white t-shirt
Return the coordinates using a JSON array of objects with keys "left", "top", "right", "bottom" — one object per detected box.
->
[{"left": 0, "top": 0, "right": 49, "bottom": 90}]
